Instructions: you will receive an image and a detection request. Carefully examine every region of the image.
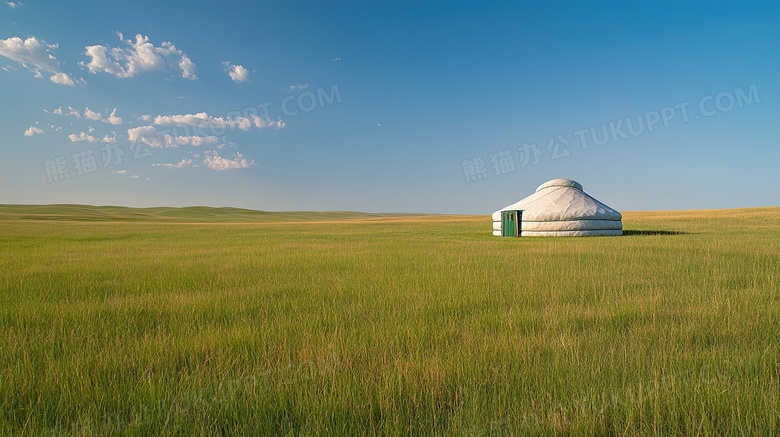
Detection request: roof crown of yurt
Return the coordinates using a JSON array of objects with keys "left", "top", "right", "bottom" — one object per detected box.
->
[{"left": 492, "top": 178, "right": 622, "bottom": 237}]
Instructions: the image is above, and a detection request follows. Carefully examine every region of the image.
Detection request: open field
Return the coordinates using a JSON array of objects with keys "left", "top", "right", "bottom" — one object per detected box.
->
[
  {"left": 0, "top": 204, "right": 425, "bottom": 223},
  {"left": 1, "top": 205, "right": 779, "bottom": 435}
]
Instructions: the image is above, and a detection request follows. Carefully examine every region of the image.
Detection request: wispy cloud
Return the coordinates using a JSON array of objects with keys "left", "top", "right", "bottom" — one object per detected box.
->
[
  {"left": 6, "top": 1, "right": 22, "bottom": 8},
  {"left": 152, "top": 158, "right": 197, "bottom": 169},
  {"left": 151, "top": 111, "right": 284, "bottom": 131},
  {"left": 288, "top": 84, "right": 308, "bottom": 91},
  {"left": 84, "top": 107, "right": 123, "bottom": 125},
  {"left": 112, "top": 169, "right": 147, "bottom": 179},
  {"left": 53, "top": 106, "right": 123, "bottom": 125},
  {"left": 167, "top": 135, "right": 219, "bottom": 147},
  {"left": 50, "top": 106, "right": 80, "bottom": 117},
  {"left": 203, "top": 151, "right": 255, "bottom": 170},
  {"left": 82, "top": 33, "right": 197, "bottom": 80},
  {"left": 127, "top": 110, "right": 284, "bottom": 153},
  {"left": 0, "top": 36, "right": 80, "bottom": 85},
  {"left": 127, "top": 126, "right": 220, "bottom": 149},
  {"left": 222, "top": 61, "right": 250, "bottom": 83}
]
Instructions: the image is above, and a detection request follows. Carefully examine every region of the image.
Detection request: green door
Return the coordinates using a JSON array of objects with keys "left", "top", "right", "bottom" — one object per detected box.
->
[{"left": 501, "top": 210, "right": 522, "bottom": 237}]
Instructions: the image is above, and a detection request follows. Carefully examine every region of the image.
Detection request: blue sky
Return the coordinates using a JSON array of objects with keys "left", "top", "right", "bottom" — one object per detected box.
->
[{"left": 1, "top": 1, "right": 778, "bottom": 214}]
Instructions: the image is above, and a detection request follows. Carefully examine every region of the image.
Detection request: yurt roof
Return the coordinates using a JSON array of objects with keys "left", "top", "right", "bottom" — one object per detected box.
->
[{"left": 491, "top": 178, "right": 621, "bottom": 222}]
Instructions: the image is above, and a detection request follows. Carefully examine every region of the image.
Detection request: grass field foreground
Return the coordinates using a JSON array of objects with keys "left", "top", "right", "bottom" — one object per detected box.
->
[{"left": 1, "top": 206, "right": 779, "bottom": 435}]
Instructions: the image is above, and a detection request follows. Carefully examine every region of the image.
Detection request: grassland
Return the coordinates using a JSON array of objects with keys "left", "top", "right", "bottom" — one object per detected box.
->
[
  {"left": 1, "top": 205, "right": 778, "bottom": 436},
  {"left": 0, "top": 204, "right": 422, "bottom": 223}
]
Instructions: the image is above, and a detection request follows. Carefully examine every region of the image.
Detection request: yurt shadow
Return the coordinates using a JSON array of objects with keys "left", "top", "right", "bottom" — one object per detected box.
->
[{"left": 622, "top": 230, "right": 688, "bottom": 236}]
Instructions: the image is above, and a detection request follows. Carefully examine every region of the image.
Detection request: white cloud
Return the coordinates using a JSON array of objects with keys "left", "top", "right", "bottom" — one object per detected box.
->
[
  {"left": 53, "top": 107, "right": 123, "bottom": 125},
  {"left": 152, "top": 112, "right": 246, "bottom": 130},
  {"left": 331, "top": 57, "right": 341, "bottom": 61},
  {"left": 49, "top": 72, "right": 75, "bottom": 86},
  {"left": 127, "top": 125, "right": 164, "bottom": 148},
  {"left": 112, "top": 169, "right": 141, "bottom": 179},
  {"left": 24, "top": 126, "right": 43, "bottom": 136},
  {"left": 130, "top": 125, "right": 221, "bottom": 149},
  {"left": 127, "top": 127, "right": 211, "bottom": 149},
  {"left": 6, "top": 1, "right": 22, "bottom": 8},
  {"left": 84, "top": 108, "right": 102, "bottom": 121},
  {"left": 84, "top": 46, "right": 117, "bottom": 75},
  {"left": 153, "top": 158, "right": 196, "bottom": 169},
  {"left": 104, "top": 108, "right": 122, "bottom": 125},
  {"left": 138, "top": 114, "right": 152, "bottom": 122},
  {"left": 251, "top": 115, "right": 285, "bottom": 129},
  {"left": 0, "top": 36, "right": 79, "bottom": 86},
  {"left": 288, "top": 84, "right": 308, "bottom": 91},
  {"left": 68, "top": 132, "right": 99, "bottom": 143},
  {"left": 152, "top": 112, "right": 213, "bottom": 127},
  {"left": 178, "top": 54, "right": 196, "bottom": 80},
  {"left": 83, "top": 33, "right": 197, "bottom": 80},
  {"left": 168, "top": 135, "right": 219, "bottom": 147},
  {"left": 222, "top": 61, "right": 250, "bottom": 83},
  {"left": 235, "top": 116, "right": 253, "bottom": 131},
  {"left": 102, "top": 133, "right": 117, "bottom": 143},
  {"left": 203, "top": 151, "right": 255, "bottom": 171},
  {"left": 151, "top": 112, "right": 284, "bottom": 131}
]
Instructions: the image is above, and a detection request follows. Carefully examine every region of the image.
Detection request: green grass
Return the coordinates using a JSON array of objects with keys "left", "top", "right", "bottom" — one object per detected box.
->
[{"left": 1, "top": 205, "right": 779, "bottom": 436}]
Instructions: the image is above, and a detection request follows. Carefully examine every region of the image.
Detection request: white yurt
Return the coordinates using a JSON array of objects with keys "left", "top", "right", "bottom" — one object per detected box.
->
[{"left": 491, "top": 178, "right": 622, "bottom": 237}]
